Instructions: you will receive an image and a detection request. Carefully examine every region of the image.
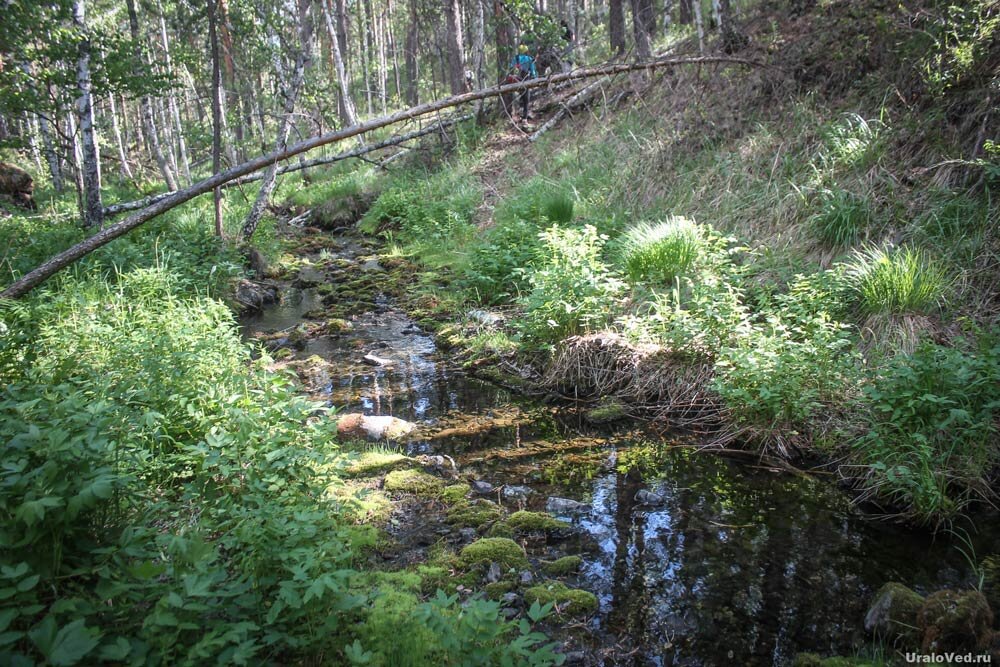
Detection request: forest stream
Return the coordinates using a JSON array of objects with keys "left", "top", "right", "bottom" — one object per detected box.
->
[{"left": 241, "top": 229, "right": 1000, "bottom": 667}]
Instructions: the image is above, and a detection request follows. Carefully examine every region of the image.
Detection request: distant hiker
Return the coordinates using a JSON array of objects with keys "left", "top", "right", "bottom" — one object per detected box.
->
[{"left": 508, "top": 44, "right": 537, "bottom": 119}]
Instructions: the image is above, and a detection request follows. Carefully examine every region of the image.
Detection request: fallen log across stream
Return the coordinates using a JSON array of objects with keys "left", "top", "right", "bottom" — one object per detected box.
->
[{"left": 1, "top": 55, "right": 762, "bottom": 300}]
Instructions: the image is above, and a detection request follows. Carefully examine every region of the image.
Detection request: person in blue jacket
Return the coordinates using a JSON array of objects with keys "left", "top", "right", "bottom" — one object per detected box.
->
[{"left": 509, "top": 44, "right": 538, "bottom": 119}]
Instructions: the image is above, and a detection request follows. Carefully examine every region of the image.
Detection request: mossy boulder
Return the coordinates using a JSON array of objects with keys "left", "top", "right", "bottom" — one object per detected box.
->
[
  {"left": 490, "top": 511, "right": 571, "bottom": 538},
  {"left": 583, "top": 398, "right": 628, "bottom": 424},
  {"left": 383, "top": 469, "right": 445, "bottom": 496},
  {"left": 342, "top": 450, "right": 413, "bottom": 478},
  {"left": 542, "top": 556, "right": 583, "bottom": 576},
  {"left": 484, "top": 580, "right": 518, "bottom": 598},
  {"left": 918, "top": 589, "right": 994, "bottom": 652},
  {"left": 441, "top": 483, "right": 471, "bottom": 503},
  {"left": 524, "top": 582, "right": 597, "bottom": 616},
  {"left": 447, "top": 500, "right": 504, "bottom": 529},
  {"left": 326, "top": 318, "right": 352, "bottom": 333},
  {"left": 982, "top": 555, "right": 1000, "bottom": 615},
  {"left": 864, "top": 582, "right": 924, "bottom": 648},
  {"left": 459, "top": 538, "right": 529, "bottom": 570}
]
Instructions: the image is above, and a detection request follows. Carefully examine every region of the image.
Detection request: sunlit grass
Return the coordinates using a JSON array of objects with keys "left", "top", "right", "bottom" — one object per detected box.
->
[
  {"left": 620, "top": 217, "right": 705, "bottom": 284},
  {"left": 846, "top": 245, "right": 948, "bottom": 315}
]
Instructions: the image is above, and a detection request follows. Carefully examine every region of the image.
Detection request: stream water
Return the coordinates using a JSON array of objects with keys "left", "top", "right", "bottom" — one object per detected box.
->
[{"left": 241, "top": 237, "right": 999, "bottom": 667}]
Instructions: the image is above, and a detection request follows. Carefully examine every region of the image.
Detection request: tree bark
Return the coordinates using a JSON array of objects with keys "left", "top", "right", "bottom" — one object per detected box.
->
[
  {"left": 472, "top": 0, "right": 486, "bottom": 89},
  {"left": 39, "top": 113, "right": 63, "bottom": 192},
  {"left": 108, "top": 94, "right": 134, "bottom": 180},
  {"left": 126, "top": 0, "right": 177, "bottom": 190},
  {"left": 609, "top": 0, "right": 626, "bottom": 56},
  {"left": 693, "top": 0, "right": 705, "bottom": 52},
  {"left": 239, "top": 0, "right": 315, "bottom": 242},
  {"left": 322, "top": 0, "right": 359, "bottom": 126},
  {"left": 208, "top": 0, "right": 225, "bottom": 238},
  {"left": 493, "top": 0, "right": 512, "bottom": 83},
  {"left": 158, "top": 1, "right": 192, "bottom": 184},
  {"left": 630, "top": 0, "right": 652, "bottom": 60},
  {"left": 444, "top": 0, "right": 466, "bottom": 95},
  {"left": 3, "top": 55, "right": 759, "bottom": 299},
  {"left": 678, "top": 0, "right": 692, "bottom": 25},
  {"left": 73, "top": 0, "right": 104, "bottom": 229},
  {"left": 405, "top": 0, "right": 419, "bottom": 105}
]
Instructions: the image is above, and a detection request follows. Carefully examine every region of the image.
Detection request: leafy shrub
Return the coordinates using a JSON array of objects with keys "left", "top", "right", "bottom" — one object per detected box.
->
[
  {"left": 853, "top": 331, "right": 1000, "bottom": 520},
  {"left": 517, "top": 224, "right": 625, "bottom": 345},
  {"left": 809, "top": 188, "right": 871, "bottom": 248},
  {"left": 845, "top": 245, "right": 948, "bottom": 316},
  {"left": 714, "top": 312, "right": 858, "bottom": 430},
  {"left": 619, "top": 217, "right": 707, "bottom": 284},
  {"left": 461, "top": 217, "right": 542, "bottom": 304}
]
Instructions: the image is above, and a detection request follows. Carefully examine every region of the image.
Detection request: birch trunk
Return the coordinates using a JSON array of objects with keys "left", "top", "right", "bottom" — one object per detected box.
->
[
  {"left": 405, "top": 0, "right": 419, "bottom": 104},
  {"left": 39, "top": 113, "right": 63, "bottom": 192},
  {"left": 472, "top": 0, "right": 486, "bottom": 89},
  {"left": 208, "top": 0, "right": 225, "bottom": 237},
  {"left": 73, "top": 0, "right": 104, "bottom": 229},
  {"left": 126, "top": 0, "right": 176, "bottom": 190},
  {"left": 109, "top": 95, "right": 134, "bottom": 180},
  {"left": 240, "top": 0, "right": 314, "bottom": 242},
  {"left": 322, "top": 0, "right": 358, "bottom": 126},
  {"left": 693, "top": 0, "right": 705, "bottom": 52}
]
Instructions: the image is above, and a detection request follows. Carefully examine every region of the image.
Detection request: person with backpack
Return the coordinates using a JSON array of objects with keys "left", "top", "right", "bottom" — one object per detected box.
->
[{"left": 508, "top": 44, "right": 537, "bottom": 119}]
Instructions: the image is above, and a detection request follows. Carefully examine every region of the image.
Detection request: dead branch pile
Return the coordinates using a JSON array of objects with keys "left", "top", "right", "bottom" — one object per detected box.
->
[{"left": 542, "top": 332, "right": 724, "bottom": 430}]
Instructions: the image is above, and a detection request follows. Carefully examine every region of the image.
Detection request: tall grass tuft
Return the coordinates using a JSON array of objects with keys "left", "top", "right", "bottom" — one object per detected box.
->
[
  {"left": 540, "top": 191, "right": 575, "bottom": 224},
  {"left": 809, "top": 189, "right": 871, "bottom": 248},
  {"left": 845, "top": 245, "right": 948, "bottom": 315},
  {"left": 620, "top": 217, "right": 705, "bottom": 284}
]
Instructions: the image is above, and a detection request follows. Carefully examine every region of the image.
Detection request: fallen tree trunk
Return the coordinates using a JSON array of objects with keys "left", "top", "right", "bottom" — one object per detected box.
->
[
  {"left": 1, "top": 55, "right": 761, "bottom": 300},
  {"left": 529, "top": 78, "right": 608, "bottom": 143},
  {"left": 102, "top": 113, "right": 474, "bottom": 217}
]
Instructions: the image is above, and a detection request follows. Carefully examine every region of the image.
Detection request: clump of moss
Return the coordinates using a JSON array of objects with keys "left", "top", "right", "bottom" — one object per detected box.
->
[
  {"left": 523, "top": 582, "right": 597, "bottom": 616},
  {"left": 484, "top": 580, "right": 517, "bottom": 598},
  {"left": 542, "top": 555, "right": 583, "bottom": 576},
  {"left": 383, "top": 468, "right": 445, "bottom": 496},
  {"left": 491, "top": 511, "right": 570, "bottom": 537},
  {"left": 274, "top": 347, "right": 295, "bottom": 360},
  {"left": 459, "top": 538, "right": 529, "bottom": 570},
  {"left": 326, "top": 317, "right": 352, "bottom": 333},
  {"left": 917, "top": 589, "right": 994, "bottom": 652},
  {"left": 342, "top": 450, "right": 413, "bottom": 478},
  {"left": 981, "top": 555, "right": 1000, "bottom": 615},
  {"left": 584, "top": 398, "right": 628, "bottom": 424},
  {"left": 447, "top": 500, "right": 504, "bottom": 529},
  {"left": 441, "top": 483, "right": 471, "bottom": 503}
]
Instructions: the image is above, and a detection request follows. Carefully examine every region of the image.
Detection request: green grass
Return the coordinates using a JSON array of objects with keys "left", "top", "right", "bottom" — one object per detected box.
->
[
  {"left": 620, "top": 217, "right": 705, "bottom": 284},
  {"left": 845, "top": 245, "right": 949, "bottom": 316},
  {"left": 809, "top": 188, "right": 871, "bottom": 248}
]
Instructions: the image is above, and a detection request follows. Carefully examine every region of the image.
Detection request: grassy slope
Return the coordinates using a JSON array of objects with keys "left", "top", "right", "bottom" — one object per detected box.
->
[{"left": 366, "top": 0, "right": 999, "bottom": 522}]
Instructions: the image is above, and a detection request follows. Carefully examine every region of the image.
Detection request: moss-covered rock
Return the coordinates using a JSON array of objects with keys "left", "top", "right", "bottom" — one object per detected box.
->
[
  {"left": 523, "top": 581, "right": 597, "bottom": 616},
  {"left": 982, "top": 555, "right": 1000, "bottom": 615},
  {"left": 459, "top": 538, "right": 529, "bottom": 570},
  {"left": 446, "top": 500, "right": 504, "bottom": 529},
  {"left": 583, "top": 398, "right": 628, "bottom": 424},
  {"left": 273, "top": 347, "right": 295, "bottom": 360},
  {"left": 326, "top": 317, "right": 352, "bottom": 333},
  {"left": 864, "top": 582, "right": 924, "bottom": 648},
  {"left": 505, "top": 510, "right": 571, "bottom": 533},
  {"left": 441, "top": 483, "right": 471, "bottom": 503},
  {"left": 484, "top": 580, "right": 517, "bottom": 598},
  {"left": 918, "top": 589, "right": 994, "bottom": 652},
  {"left": 342, "top": 450, "right": 413, "bottom": 478},
  {"left": 542, "top": 556, "right": 583, "bottom": 576},
  {"left": 383, "top": 469, "right": 445, "bottom": 496}
]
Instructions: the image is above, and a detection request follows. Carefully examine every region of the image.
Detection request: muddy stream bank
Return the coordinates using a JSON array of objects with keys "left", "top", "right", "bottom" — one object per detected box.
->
[{"left": 240, "top": 230, "right": 999, "bottom": 666}]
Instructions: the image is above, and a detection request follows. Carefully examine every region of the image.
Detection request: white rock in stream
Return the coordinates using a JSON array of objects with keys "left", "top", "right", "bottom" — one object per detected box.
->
[
  {"left": 337, "top": 413, "right": 417, "bottom": 441},
  {"left": 546, "top": 497, "right": 590, "bottom": 513}
]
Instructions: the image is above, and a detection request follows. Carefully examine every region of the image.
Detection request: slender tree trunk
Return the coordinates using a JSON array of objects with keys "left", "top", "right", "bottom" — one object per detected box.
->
[
  {"left": 405, "top": 0, "right": 419, "bottom": 104},
  {"left": 444, "top": 0, "right": 466, "bottom": 95},
  {"left": 387, "top": 0, "right": 403, "bottom": 101},
  {"left": 240, "top": 0, "right": 314, "bottom": 242},
  {"left": 158, "top": 2, "right": 191, "bottom": 184},
  {"left": 24, "top": 113, "right": 43, "bottom": 175},
  {"left": 358, "top": 0, "right": 373, "bottom": 115},
  {"left": 376, "top": 10, "right": 388, "bottom": 113},
  {"left": 208, "top": 0, "right": 225, "bottom": 237},
  {"left": 494, "top": 0, "right": 512, "bottom": 83},
  {"left": 157, "top": 97, "right": 179, "bottom": 178},
  {"left": 39, "top": 113, "right": 63, "bottom": 192},
  {"left": 73, "top": 0, "right": 104, "bottom": 229},
  {"left": 108, "top": 94, "right": 134, "bottom": 180},
  {"left": 693, "top": 0, "right": 705, "bottom": 52},
  {"left": 472, "top": 0, "right": 486, "bottom": 88},
  {"left": 322, "top": 0, "right": 359, "bottom": 126},
  {"left": 610, "top": 0, "right": 626, "bottom": 56},
  {"left": 679, "top": 0, "right": 692, "bottom": 25},
  {"left": 630, "top": 0, "right": 654, "bottom": 59},
  {"left": 216, "top": 0, "right": 242, "bottom": 145},
  {"left": 67, "top": 111, "right": 85, "bottom": 216},
  {"left": 126, "top": 0, "right": 177, "bottom": 190}
]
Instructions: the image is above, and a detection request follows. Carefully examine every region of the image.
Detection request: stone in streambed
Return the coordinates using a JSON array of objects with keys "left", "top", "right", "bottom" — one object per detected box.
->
[
  {"left": 383, "top": 469, "right": 445, "bottom": 496},
  {"left": 635, "top": 489, "right": 667, "bottom": 506},
  {"left": 470, "top": 480, "right": 495, "bottom": 495},
  {"left": 337, "top": 413, "right": 416, "bottom": 441},
  {"left": 362, "top": 352, "right": 393, "bottom": 366},
  {"left": 864, "top": 582, "right": 924, "bottom": 647},
  {"left": 523, "top": 581, "right": 597, "bottom": 616},
  {"left": 546, "top": 497, "right": 590, "bottom": 513}
]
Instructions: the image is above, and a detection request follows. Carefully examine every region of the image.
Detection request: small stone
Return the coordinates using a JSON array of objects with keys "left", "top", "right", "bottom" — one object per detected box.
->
[
  {"left": 470, "top": 480, "right": 495, "bottom": 495},
  {"left": 337, "top": 413, "right": 417, "bottom": 441},
  {"left": 519, "top": 571, "right": 534, "bottom": 585},
  {"left": 459, "top": 528, "right": 477, "bottom": 542},
  {"left": 502, "top": 485, "right": 533, "bottom": 501},
  {"left": 635, "top": 489, "right": 666, "bottom": 506},
  {"left": 502, "top": 592, "right": 519, "bottom": 605},
  {"left": 546, "top": 497, "right": 590, "bottom": 513},
  {"left": 468, "top": 309, "right": 504, "bottom": 326},
  {"left": 486, "top": 562, "right": 502, "bottom": 583},
  {"left": 362, "top": 352, "right": 392, "bottom": 366}
]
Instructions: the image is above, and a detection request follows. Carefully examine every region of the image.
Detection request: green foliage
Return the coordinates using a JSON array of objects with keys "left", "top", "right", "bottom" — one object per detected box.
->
[
  {"left": 818, "top": 114, "right": 886, "bottom": 172},
  {"left": 853, "top": 331, "right": 1000, "bottom": 520},
  {"left": 462, "top": 217, "right": 542, "bottom": 304},
  {"left": 845, "top": 245, "right": 948, "bottom": 316},
  {"left": 619, "top": 217, "right": 708, "bottom": 284},
  {"left": 714, "top": 312, "right": 858, "bottom": 429},
  {"left": 918, "top": 0, "right": 1000, "bottom": 95},
  {"left": 517, "top": 224, "right": 625, "bottom": 345}
]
